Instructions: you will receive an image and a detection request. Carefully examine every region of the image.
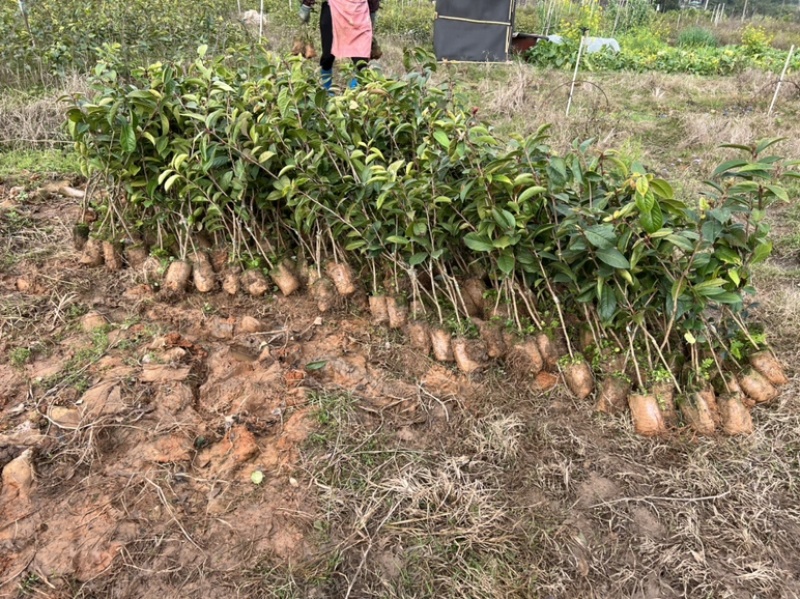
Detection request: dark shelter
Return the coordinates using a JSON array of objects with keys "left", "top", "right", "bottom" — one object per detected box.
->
[{"left": 433, "top": 0, "right": 516, "bottom": 62}]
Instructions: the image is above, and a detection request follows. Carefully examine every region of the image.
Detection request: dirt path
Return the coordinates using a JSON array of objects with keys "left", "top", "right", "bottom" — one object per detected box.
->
[{"left": 2, "top": 179, "right": 800, "bottom": 598}]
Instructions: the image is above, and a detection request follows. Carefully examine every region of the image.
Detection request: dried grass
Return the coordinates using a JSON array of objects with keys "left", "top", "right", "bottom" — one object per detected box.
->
[{"left": 0, "top": 74, "right": 88, "bottom": 149}]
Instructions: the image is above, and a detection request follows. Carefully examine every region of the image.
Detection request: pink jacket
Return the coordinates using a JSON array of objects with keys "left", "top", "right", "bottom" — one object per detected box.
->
[{"left": 329, "top": 0, "right": 372, "bottom": 59}]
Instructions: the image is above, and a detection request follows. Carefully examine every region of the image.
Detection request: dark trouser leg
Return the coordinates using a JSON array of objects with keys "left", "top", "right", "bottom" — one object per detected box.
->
[{"left": 319, "top": 1, "right": 335, "bottom": 71}]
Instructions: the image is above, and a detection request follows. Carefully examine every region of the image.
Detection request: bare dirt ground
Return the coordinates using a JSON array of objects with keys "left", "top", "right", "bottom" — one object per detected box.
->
[{"left": 2, "top": 172, "right": 800, "bottom": 599}]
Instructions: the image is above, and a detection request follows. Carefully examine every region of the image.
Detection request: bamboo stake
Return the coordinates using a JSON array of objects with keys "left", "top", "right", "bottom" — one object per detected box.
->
[
  {"left": 566, "top": 29, "right": 587, "bottom": 117},
  {"left": 768, "top": 45, "right": 795, "bottom": 117}
]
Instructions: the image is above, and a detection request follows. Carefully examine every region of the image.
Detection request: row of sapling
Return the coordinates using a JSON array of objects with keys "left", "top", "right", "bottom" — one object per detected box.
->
[{"left": 65, "top": 46, "right": 796, "bottom": 436}]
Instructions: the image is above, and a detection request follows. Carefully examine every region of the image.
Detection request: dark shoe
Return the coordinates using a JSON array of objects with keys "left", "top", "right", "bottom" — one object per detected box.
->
[{"left": 370, "top": 37, "right": 382, "bottom": 60}]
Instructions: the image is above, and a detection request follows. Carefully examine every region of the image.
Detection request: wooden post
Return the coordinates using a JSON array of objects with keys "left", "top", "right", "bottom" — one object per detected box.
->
[{"left": 768, "top": 45, "right": 796, "bottom": 117}]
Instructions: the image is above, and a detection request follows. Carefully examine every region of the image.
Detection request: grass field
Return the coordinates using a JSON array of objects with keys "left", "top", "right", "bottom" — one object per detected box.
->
[{"left": 2, "top": 2, "right": 800, "bottom": 597}]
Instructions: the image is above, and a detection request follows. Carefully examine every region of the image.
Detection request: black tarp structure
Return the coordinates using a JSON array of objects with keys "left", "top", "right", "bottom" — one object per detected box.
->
[{"left": 433, "top": 0, "right": 516, "bottom": 63}]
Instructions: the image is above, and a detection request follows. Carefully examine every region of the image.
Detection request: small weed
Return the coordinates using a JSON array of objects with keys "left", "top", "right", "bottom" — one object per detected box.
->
[
  {"left": 18, "top": 572, "right": 41, "bottom": 595},
  {"left": 10, "top": 346, "right": 32, "bottom": 368}
]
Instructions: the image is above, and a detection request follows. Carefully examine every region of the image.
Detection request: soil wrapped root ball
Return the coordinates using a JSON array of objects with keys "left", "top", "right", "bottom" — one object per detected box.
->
[
  {"left": 430, "top": 328, "right": 454, "bottom": 362},
  {"left": 164, "top": 260, "right": 192, "bottom": 294},
  {"left": 369, "top": 295, "right": 389, "bottom": 325},
  {"left": 680, "top": 391, "right": 717, "bottom": 435},
  {"left": 407, "top": 322, "right": 431, "bottom": 355},
  {"left": 241, "top": 269, "right": 269, "bottom": 297},
  {"left": 79, "top": 238, "right": 104, "bottom": 266},
  {"left": 738, "top": 369, "right": 778, "bottom": 404},
  {"left": 628, "top": 393, "right": 666, "bottom": 436},
  {"left": 563, "top": 359, "right": 594, "bottom": 399},
  {"left": 312, "top": 277, "right": 338, "bottom": 312},
  {"left": 718, "top": 394, "right": 753, "bottom": 436},
  {"left": 536, "top": 333, "right": 561, "bottom": 370},
  {"left": 326, "top": 262, "right": 357, "bottom": 296},
  {"left": 386, "top": 297, "right": 408, "bottom": 329},
  {"left": 192, "top": 253, "right": 216, "bottom": 293},
  {"left": 507, "top": 340, "right": 544, "bottom": 378},
  {"left": 271, "top": 263, "right": 301, "bottom": 297},
  {"left": 596, "top": 375, "right": 630, "bottom": 414},
  {"left": 452, "top": 339, "right": 486, "bottom": 374},
  {"left": 749, "top": 351, "right": 788, "bottom": 386},
  {"left": 223, "top": 269, "right": 241, "bottom": 296},
  {"left": 102, "top": 241, "right": 123, "bottom": 271}
]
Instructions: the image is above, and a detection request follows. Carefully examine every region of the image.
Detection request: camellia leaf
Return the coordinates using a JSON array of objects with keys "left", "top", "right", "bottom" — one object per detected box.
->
[
  {"left": 640, "top": 201, "right": 663, "bottom": 234},
  {"left": 598, "top": 288, "right": 617, "bottom": 321},
  {"left": 305, "top": 360, "right": 327, "bottom": 371},
  {"left": 518, "top": 186, "right": 546, "bottom": 203},
  {"left": 496, "top": 253, "right": 515, "bottom": 275},
  {"left": 408, "top": 252, "right": 428, "bottom": 266},
  {"left": 433, "top": 129, "right": 450, "bottom": 150},
  {"left": 596, "top": 247, "right": 630, "bottom": 269},
  {"left": 751, "top": 241, "right": 773, "bottom": 264},
  {"left": 583, "top": 224, "right": 615, "bottom": 249},
  {"left": 463, "top": 233, "right": 494, "bottom": 252},
  {"left": 121, "top": 122, "right": 136, "bottom": 154},
  {"left": 649, "top": 178, "right": 674, "bottom": 200}
]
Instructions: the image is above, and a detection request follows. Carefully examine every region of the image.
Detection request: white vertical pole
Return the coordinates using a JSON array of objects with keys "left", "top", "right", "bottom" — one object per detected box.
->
[
  {"left": 768, "top": 45, "right": 795, "bottom": 117},
  {"left": 566, "top": 31, "right": 586, "bottom": 117},
  {"left": 259, "top": 0, "right": 264, "bottom": 42}
]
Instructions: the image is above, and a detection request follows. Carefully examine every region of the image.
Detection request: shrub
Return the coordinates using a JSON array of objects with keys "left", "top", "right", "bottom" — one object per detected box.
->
[
  {"left": 677, "top": 26, "right": 718, "bottom": 48},
  {"left": 66, "top": 47, "right": 795, "bottom": 389}
]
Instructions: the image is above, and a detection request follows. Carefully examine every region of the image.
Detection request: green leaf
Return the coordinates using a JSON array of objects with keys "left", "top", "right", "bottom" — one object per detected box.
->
[
  {"left": 598, "top": 289, "right": 617, "bottom": 322},
  {"left": 496, "top": 253, "right": 515, "bottom": 275},
  {"left": 250, "top": 470, "right": 264, "bottom": 485},
  {"left": 712, "top": 158, "right": 749, "bottom": 177},
  {"left": 666, "top": 233, "right": 695, "bottom": 252},
  {"left": 596, "top": 247, "right": 630, "bottom": 269},
  {"left": 386, "top": 235, "right": 409, "bottom": 246},
  {"left": 751, "top": 241, "right": 772, "bottom": 264},
  {"left": 766, "top": 185, "right": 789, "bottom": 202},
  {"left": 649, "top": 179, "right": 674, "bottom": 200},
  {"left": 518, "top": 186, "right": 546, "bottom": 203},
  {"left": 639, "top": 201, "right": 663, "bottom": 234},
  {"left": 121, "top": 123, "right": 136, "bottom": 154},
  {"left": 433, "top": 129, "right": 450, "bottom": 150},
  {"left": 305, "top": 360, "right": 328, "bottom": 371},
  {"left": 583, "top": 224, "right": 615, "bottom": 249},
  {"left": 712, "top": 292, "right": 743, "bottom": 306},
  {"left": 463, "top": 233, "right": 494, "bottom": 253},
  {"left": 701, "top": 220, "right": 723, "bottom": 243},
  {"left": 408, "top": 252, "right": 428, "bottom": 266},
  {"left": 755, "top": 137, "right": 785, "bottom": 154}
]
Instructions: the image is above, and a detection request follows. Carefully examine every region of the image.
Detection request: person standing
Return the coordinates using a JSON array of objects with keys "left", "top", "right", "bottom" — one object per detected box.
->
[{"left": 299, "top": 0, "right": 374, "bottom": 91}]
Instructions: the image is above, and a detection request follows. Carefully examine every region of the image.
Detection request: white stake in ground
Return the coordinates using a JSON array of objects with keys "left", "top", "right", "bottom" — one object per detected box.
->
[
  {"left": 566, "top": 29, "right": 588, "bottom": 117},
  {"left": 259, "top": 0, "right": 264, "bottom": 43},
  {"left": 768, "top": 45, "right": 795, "bottom": 117}
]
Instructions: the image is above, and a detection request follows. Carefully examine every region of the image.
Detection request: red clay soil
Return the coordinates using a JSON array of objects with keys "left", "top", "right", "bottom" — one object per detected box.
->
[{"left": 2, "top": 181, "right": 800, "bottom": 598}]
